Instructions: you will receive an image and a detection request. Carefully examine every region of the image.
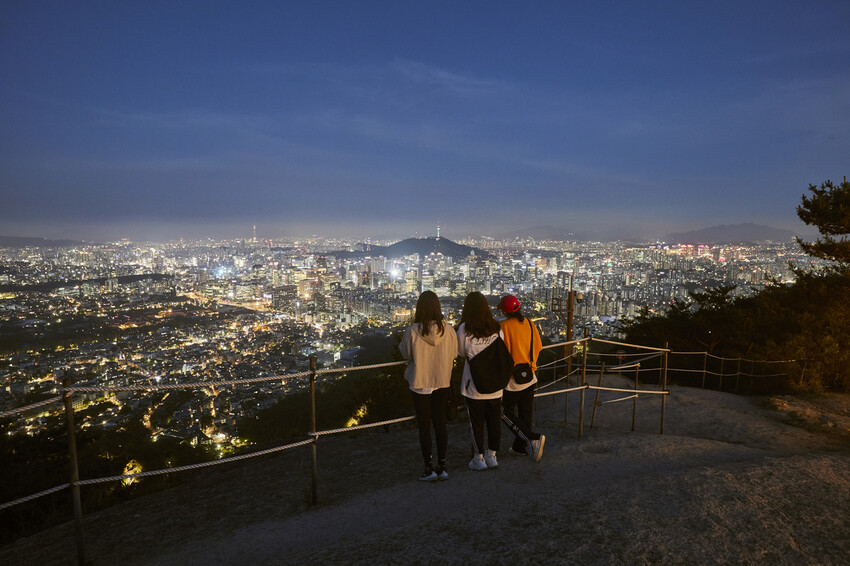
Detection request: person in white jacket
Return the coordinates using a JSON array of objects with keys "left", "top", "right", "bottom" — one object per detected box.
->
[{"left": 400, "top": 291, "right": 458, "bottom": 481}]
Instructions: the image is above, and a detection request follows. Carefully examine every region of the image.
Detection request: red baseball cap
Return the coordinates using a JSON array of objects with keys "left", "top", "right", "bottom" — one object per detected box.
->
[{"left": 498, "top": 295, "right": 521, "bottom": 313}]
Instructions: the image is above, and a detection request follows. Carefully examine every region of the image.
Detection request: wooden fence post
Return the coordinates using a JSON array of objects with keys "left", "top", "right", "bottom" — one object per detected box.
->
[
  {"left": 563, "top": 341, "right": 571, "bottom": 421},
  {"left": 701, "top": 352, "right": 708, "bottom": 389},
  {"left": 579, "top": 331, "right": 588, "bottom": 439},
  {"left": 660, "top": 343, "right": 668, "bottom": 435},
  {"left": 309, "top": 356, "right": 318, "bottom": 505},
  {"left": 632, "top": 363, "right": 639, "bottom": 432},
  {"left": 735, "top": 358, "right": 742, "bottom": 393},
  {"left": 62, "top": 378, "right": 86, "bottom": 566},
  {"left": 590, "top": 362, "right": 604, "bottom": 429}
]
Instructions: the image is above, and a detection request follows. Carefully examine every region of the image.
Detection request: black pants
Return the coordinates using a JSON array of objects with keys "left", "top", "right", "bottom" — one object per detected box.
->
[
  {"left": 465, "top": 397, "right": 502, "bottom": 454},
  {"left": 502, "top": 386, "right": 540, "bottom": 453},
  {"left": 411, "top": 387, "right": 449, "bottom": 467}
]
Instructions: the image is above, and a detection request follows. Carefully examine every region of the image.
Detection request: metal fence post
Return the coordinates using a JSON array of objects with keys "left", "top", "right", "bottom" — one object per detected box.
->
[
  {"left": 660, "top": 343, "right": 668, "bottom": 435},
  {"left": 563, "top": 340, "right": 571, "bottom": 421},
  {"left": 735, "top": 358, "right": 741, "bottom": 392},
  {"left": 62, "top": 378, "right": 86, "bottom": 566},
  {"left": 701, "top": 352, "right": 708, "bottom": 389},
  {"left": 590, "top": 362, "right": 604, "bottom": 428},
  {"left": 579, "top": 332, "right": 588, "bottom": 439},
  {"left": 632, "top": 363, "right": 639, "bottom": 432},
  {"left": 309, "top": 356, "right": 318, "bottom": 505},
  {"left": 719, "top": 357, "right": 725, "bottom": 390}
]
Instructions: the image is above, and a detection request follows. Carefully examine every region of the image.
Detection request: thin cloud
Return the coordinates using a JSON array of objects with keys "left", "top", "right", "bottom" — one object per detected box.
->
[{"left": 390, "top": 59, "right": 511, "bottom": 97}]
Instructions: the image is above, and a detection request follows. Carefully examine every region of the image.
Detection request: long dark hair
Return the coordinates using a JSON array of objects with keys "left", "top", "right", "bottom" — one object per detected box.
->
[
  {"left": 459, "top": 291, "right": 500, "bottom": 339},
  {"left": 504, "top": 309, "right": 525, "bottom": 323},
  {"left": 413, "top": 290, "right": 445, "bottom": 337}
]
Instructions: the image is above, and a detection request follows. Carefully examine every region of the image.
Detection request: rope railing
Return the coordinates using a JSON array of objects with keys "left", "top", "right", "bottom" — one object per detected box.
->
[
  {"left": 64, "top": 370, "right": 316, "bottom": 393},
  {"left": 0, "top": 330, "right": 795, "bottom": 545},
  {"left": 536, "top": 367, "right": 581, "bottom": 391},
  {"left": 600, "top": 394, "right": 638, "bottom": 404},
  {"left": 0, "top": 395, "right": 62, "bottom": 419},
  {"left": 672, "top": 367, "right": 789, "bottom": 379},
  {"left": 0, "top": 337, "right": 793, "bottom": 422},
  {"left": 74, "top": 438, "right": 315, "bottom": 486},
  {"left": 587, "top": 385, "right": 669, "bottom": 395},
  {"left": 670, "top": 351, "right": 800, "bottom": 364},
  {"left": 0, "top": 483, "right": 71, "bottom": 512},
  {"left": 592, "top": 337, "right": 670, "bottom": 352},
  {"left": 536, "top": 353, "right": 575, "bottom": 370},
  {"left": 314, "top": 360, "right": 406, "bottom": 375},
  {"left": 534, "top": 384, "right": 589, "bottom": 398},
  {"left": 591, "top": 350, "right": 658, "bottom": 358},
  {"left": 309, "top": 415, "right": 416, "bottom": 438},
  {"left": 0, "top": 338, "right": 644, "bottom": 514},
  {"left": 634, "top": 366, "right": 666, "bottom": 373},
  {"left": 736, "top": 372, "right": 789, "bottom": 378},
  {"left": 543, "top": 338, "right": 589, "bottom": 349}
]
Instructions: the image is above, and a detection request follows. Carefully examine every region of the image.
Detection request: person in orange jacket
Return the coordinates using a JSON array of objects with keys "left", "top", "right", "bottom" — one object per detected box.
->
[{"left": 497, "top": 294, "right": 545, "bottom": 462}]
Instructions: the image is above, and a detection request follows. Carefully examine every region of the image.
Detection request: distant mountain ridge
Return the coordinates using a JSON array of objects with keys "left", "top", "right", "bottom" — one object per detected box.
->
[
  {"left": 494, "top": 225, "right": 584, "bottom": 241},
  {"left": 328, "top": 237, "right": 487, "bottom": 259},
  {"left": 0, "top": 235, "right": 88, "bottom": 248},
  {"left": 665, "top": 223, "right": 797, "bottom": 244}
]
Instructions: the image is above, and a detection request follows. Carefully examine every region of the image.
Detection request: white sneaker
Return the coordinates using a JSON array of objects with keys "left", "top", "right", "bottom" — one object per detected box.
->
[
  {"left": 531, "top": 435, "right": 545, "bottom": 463},
  {"left": 484, "top": 449, "right": 499, "bottom": 469},
  {"left": 419, "top": 468, "right": 438, "bottom": 482},
  {"left": 469, "top": 454, "right": 487, "bottom": 471}
]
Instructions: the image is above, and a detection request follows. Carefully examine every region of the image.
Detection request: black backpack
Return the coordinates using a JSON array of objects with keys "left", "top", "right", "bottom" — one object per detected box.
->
[{"left": 467, "top": 337, "right": 514, "bottom": 394}]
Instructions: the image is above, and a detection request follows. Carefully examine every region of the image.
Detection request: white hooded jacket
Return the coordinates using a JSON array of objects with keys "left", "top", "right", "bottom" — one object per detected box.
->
[{"left": 400, "top": 321, "right": 458, "bottom": 391}]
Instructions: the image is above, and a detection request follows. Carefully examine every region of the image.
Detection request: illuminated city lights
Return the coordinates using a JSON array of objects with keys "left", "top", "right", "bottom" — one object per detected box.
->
[{"left": 0, "top": 234, "right": 817, "bottom": 457}]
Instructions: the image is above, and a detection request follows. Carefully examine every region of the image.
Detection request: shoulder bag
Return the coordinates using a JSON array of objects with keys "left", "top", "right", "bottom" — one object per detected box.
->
[
  {"left": 511, "top": 318, "right": 535, "bottom": 384},
  {"left": 468, "top": 336, "right": 514, "bottom": 394}
]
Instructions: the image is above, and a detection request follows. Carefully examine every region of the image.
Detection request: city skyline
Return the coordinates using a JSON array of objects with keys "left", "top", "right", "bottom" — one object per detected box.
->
[{"left": 1, "top": 2, "right": 848, "bottom": 241}]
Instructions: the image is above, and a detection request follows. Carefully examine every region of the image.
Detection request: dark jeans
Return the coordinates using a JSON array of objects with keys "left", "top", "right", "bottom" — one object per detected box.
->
[
  {"left": 465, "top": 397, "right": 502, "bottom": 454},
  {"left": 411, "top": 387, "right": 449, "bottom": 467},
  {"left": 502, "top": 386, "right": 540, "bottom": 453}
]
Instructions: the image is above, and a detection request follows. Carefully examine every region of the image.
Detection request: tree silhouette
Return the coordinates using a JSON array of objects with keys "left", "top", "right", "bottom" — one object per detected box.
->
[{"left": 797, "top": 177, "right": 850, "bottom": 264}]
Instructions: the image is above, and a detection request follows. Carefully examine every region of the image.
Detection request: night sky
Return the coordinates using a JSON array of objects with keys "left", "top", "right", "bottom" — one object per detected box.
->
[{"left": 1, "top": 1, "right": 848, "bottom": 242}]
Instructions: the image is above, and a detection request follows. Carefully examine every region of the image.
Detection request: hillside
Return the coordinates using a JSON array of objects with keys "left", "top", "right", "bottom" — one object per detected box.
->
[
  {"left": 0, "top": 236, "right": 89, "bottom": 248},
  {"left": 327, "top": 236, "right": 488, "bottom": 260},
  {"left": 665, "top": 223, "right": 797, "bottom": 244},
  {"left": 2, "top": 378, "right": 848, "bottom": 565},
  {"left": 494, "top": 225, "right": 584, "bottom": 242}
]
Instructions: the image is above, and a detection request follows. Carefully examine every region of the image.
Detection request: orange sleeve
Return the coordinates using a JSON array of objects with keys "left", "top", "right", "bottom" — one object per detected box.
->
[{"left": 500, "top": 318, "right": 538, "bottom": 369}]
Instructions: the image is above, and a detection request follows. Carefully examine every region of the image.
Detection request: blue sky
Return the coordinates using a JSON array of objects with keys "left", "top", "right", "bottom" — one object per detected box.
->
[{"left": 1, "top": 1, "right": 848, "bottom": 241}]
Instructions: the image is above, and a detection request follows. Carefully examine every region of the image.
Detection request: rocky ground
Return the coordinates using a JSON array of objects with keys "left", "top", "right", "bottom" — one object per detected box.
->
[{"left": 2, "top": 377, "right": 848, "bottom": 565}]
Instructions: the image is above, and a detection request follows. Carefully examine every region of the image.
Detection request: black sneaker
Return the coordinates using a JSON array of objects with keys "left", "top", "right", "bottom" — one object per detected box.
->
[{"left": 436, "top": 466, "right": 448, "bottom": 481}]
